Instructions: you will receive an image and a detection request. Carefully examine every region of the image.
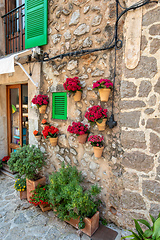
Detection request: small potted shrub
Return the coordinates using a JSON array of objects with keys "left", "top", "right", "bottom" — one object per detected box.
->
[
  {"left": 85, "top": 105, "right": 108, "bottom": 131},
  {"left": 63, "top": 77, "right": 82, "bottom": 101},
  {"left": 33, "top": 130, "right": 41, "bottom": 141},
  {"left": 31, "top": 94, "right": 49, "bottom": 114},
  {"left": 41, "top": 119, "right": 49, "bottom": 129},
  {"left": 14, "top": 178, "right": 27, "bottom": 200},
  {"left": 93, "top": 79, "right": 113, "bottom": 102},
  {"left": 49, "top": 163, "right": 101, "bottom": 237},
  {"left": 67, "top": 122, "right": 89, "bottom": 144},
  {"left": 42, "top": 125, "right": 59, "bottom": 146},
  {"left": 29, "top": 184, "right": 51, "bottom": 212},
  {"left": 88, "top": 135, "right": 104, "bottom": 158},
  {"left": 8, "top": 145, "right": 46, "bottom": 201}
]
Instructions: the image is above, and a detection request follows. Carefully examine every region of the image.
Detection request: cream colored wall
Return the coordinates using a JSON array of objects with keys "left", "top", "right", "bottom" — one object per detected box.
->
[{"left": 0, "top": 85, "right": 7, "bottom": 158}]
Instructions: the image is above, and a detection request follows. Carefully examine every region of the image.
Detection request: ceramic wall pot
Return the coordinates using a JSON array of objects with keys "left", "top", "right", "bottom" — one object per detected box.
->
[
  {"left": 49, "top": 137, "right": 58, "bottom": 146},
  {"left": 96, "top": 118, "right": 107, "bottom": 131},
  {"left": 35, "top": 135, "right": 41, "bottom": 141},
  {"left": 39, "top": 105, "right": 47, "bottom": 114},
  {"left": 26, "top": 176, "right": 46, "bottom": 202},
  {"left": 77, "top": 134, "right": 88, "bottom": 144},
  {"left": 73, "top": 91, "right": 82, "bottom": 102},
  {"left": 20, "top": 190, "right": 27, "bottom": 200},
  {"left": 93, "top": 146, "right": 104, "bottom": 158},
  {"left": 99, "top": 88, "right": 111, "bottom": 102}
]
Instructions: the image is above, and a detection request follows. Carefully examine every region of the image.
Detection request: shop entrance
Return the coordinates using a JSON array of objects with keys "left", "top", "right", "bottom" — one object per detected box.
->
[{"left": 7, "top": 84, "right": 28, "bottom": 155}]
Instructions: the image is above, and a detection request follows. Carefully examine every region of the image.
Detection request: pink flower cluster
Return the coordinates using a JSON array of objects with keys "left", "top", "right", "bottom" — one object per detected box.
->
[
  {"left": 32, "top": 95, "right": 49, "bottom": 108},
  {"left": 63, "top": 77, "right": 82, "bottom": 93},
  {"left": 42, "top": 126, "right": 59, "bottom": 139},
  {"left": 85, "top": 105, "right": 107, "bottom": 123},
  {"left": 88, "top": 135, "right": 104, "bottom": 147},
  {"left": 67, "top": 122, "right": 89, "bottom": 136},
  {"left": 93, "top": 79, "right": 113, "bottom": 90}
]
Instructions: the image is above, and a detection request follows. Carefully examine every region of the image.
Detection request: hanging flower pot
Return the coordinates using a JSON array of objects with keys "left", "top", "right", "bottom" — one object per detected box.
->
[
  {"left": 77, "top": 133, "right": 88, "bottom": 144},
  {"left": 93, "top": 146, "right": 104, "bottom": 158},
  {"left": 31, "top": 95, "right": 49, "bottom": 114},
  {"left": 39, "top": 105, "right": 47, "bottom": 114},
  {"left": 67, "top": 122, "right": 89, "bottom": 144},
  {"left": 96, "top": 118, "right": 107, "bottom": 131},
  {"left": 35, "top": 135, "right": 42, "bottom": 141},
  {"left": 85, "top": 105, "right": 108, "bottom": 127},
  {"left": 49, "top": 137, "right": 58, "bottom": 146},
  {"left": 41, "top": 119, "right": 50, "bottom": 129},
  {"left": 33, "top": 130, "right": 41, "bottom": 141},
  {"left": 73, "top": 91, "right": 82, "bottom": 102},
  {"left": 99, "top": 88, "right": 111, "bottom": 102}
]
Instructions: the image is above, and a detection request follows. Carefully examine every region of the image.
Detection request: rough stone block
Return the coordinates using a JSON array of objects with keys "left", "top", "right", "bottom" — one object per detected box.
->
[
  {"left": 120, "top": 100, "right": 146, "bottom": 110},
  {"left": 143, "top": 180, "right": 160, "bottom": 202},
  {"left": 149, "top": 203, "right": 160, "bottom": 219},
  {"left": 156, "top": 165, "right": 160, "bottom": 181},
  {"left": 149, "top": 24, "right": 160, "bottom": 36},
  {"left": 121, "top": 131, "right": 146, "bottom": 149},
  {"left": 150, "top": 38, "right": 160, "bottom": 54},
  {"left": 146, "top": 118, "right": 160, "bottom": 134},
  {"left": 154, "top": 78, "right": 160, "bottom": 94},
  {"left": 150, "top": 133, "right": 160, "bottom": 154},
  {"left": 138, "top": 80, "right": 152, "bottom": 97},
  {"left": 123, "top": 172, "right": 139, "bottom": 191},
  {"left": 121, "top": 81, "right": 137, "bottom": 98},
  {"left": 142, "top": 7, "right": 160, "bottom": 26},
  {"left": 121, "top": 190, "right": 146, "bottom": 210},
  {"left": 120, "top": 111, "right": 141, "bottom": 128}
]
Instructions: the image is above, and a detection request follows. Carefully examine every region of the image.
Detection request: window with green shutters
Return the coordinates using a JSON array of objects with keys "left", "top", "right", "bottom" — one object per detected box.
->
[
  {"left": 25, "top": 0, "right": 48, "bottom": 49},
  {"left": 52, "top": 92, "right": 67, "bottom": 120}
]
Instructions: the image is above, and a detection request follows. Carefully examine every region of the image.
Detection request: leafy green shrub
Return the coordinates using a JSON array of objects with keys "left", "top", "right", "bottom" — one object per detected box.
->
[
  {"left": 14, "top": 178, "right": 26, "bottom": 192},
  {"left": 29, "top": 184, "right": 50, "bottom": 206},
  {"left": 49, "top": 162, "right": 101, "bottom": 229},
  {"left": 8, "top": 145, "right": 46, "bottom": 180},
  {"left": 122, "top": 214, "right": 160, "bottom": 240},
  {"left": 0, "top": 160, "right": 2, "bottom": 169}
]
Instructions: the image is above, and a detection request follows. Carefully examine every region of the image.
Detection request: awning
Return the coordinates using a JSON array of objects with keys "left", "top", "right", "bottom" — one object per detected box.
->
[{"left": 0, "top": 54, "right": 15, "bottom": 74}]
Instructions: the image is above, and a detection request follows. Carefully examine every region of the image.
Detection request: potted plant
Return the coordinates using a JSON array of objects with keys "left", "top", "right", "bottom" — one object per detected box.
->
[
  {"left": 29, "top": 184, "right": 52, "bottom": 212},
  {"left": 67, "top": 122, "right": 89, "bottom": 144},
  {"left": 49, "top": 163, "right": 101, "bottom": 237},
  {"left": 33, "top": 130, "right": 41, "bottom": 141},
  {"left": 7, "top": 145, "right": 46, "bottom": 201},
  {"left": 42, "top": 125, "right": 59, "bottom": 146},
  {"left": 31, "top": 94, "right": 49, "bottom": 114},
  {"left": 88, "top": 135, "right": 104, "bottom": 158},
  {"left": 85, "top": 105, "right": 108, "bottom": 131},
  {"left": 14, "top": 178, "right": 27, "bottom": 200},
  {"left": 93, "top": 79, "right": 113, "bottom": 102},
  {"left": 41, "top": 119, "right": 49, "bottom": 129},
  {"left": 63, "top": 77, "right": 82, "bottom": 101}
]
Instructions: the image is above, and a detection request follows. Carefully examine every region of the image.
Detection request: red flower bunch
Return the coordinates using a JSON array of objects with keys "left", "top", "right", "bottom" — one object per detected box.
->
[
  {"left": 63, "top": 77, "right": 82, "bottom": 93},
  {"left": 2, "top": 156, "right": 9, "bottom": 163},
  {"left": 88, "top": 135, "right": 104, "bottom": 147},
  {"left": 93, "top": 79, "right": 113, "bottom": 90},
  {"left": 67, "top": 122, "right": 89, "bottom": 136},
  {"left": 29, "top": 184, "right": 50, "bottom": 206},
  {"left": 85, "top": 105, "right": 107, "bottom": 123},
  {"left": 31, "top": 94, "right": 49, "bottom": 108},
  {"left": 42, "top": 125, "right": 59, "bottom": 139},
  {"left": 33, "top": 130, "right": 41, "bottom": 136}
]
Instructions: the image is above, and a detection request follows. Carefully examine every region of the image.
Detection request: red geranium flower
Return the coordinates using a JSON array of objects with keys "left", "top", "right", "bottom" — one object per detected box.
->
[
  {"left": 63, "top": 77, "right": 82, "bottom": 94},
  {"left": 31, "top": 94, "right": 49, "bottom": 108},
  {"left": 85, "top": 105, "right": 107, "bottom": 123},
  {"left": 42, "top": 126, "right": 59, "bottom": 139},
  {"left": 67, "top": 122, "right": 89, "bottom": 136}
]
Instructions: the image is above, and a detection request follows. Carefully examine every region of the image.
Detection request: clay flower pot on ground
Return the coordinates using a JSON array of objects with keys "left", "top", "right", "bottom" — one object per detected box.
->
[
  {"left": 63, "top": 77, "right": 82, "bottom": 102},
  {"left": 26, "top": 176, "right": 46, "bottom": 201},
  {"left": 1, "top": 156, "right": 16, "bottom": 174},
  {"left": 33, "top": 130, "right": 41, "bottom": 141},
  {"left": 85, "top": 105, "right": 108, "bottom": 131},
  {"left": 93, "top": 79, "right": 113, "bottom": 102},
  {"left": 14, "top": 178, "right": 27, "bottom": 200},
  {"left": 41, "top": 119, "right": 50, "bottom": 129},
  {"left": 42, "top": 125, "right": 59, "bottom": 146},
  {"left": 31, "top": 94, "right": 49, "bottom": 114},
  {"left": 67, "top": 122, "right": 89, "bottom": 144},
  {"left": 88, "top": 135, "right": 104, "bottom": 158}
]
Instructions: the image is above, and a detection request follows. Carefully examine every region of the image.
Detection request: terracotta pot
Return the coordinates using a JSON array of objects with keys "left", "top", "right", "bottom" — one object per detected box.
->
[
  {"left": 20, "top": 190, "right": 27, "bottom": 200},
  {"left": 99, "top": 88, "right": 111, "bottom": 102},
  {"left": 77, "top": 134, "right": 88, "bottom": 144},
  {"left": 96, "top": 118, "right": 107, "bottom": 131},
  {"left": 39, "top": 105, "right": 47, "bottom": 114},
  {"left": 73, "top": 91, "right": 82, "bottom": 102},
  {"left": 49, "top": 137, "right": 58, "bottom": 146},
  {"left": 35, "top": 135, "right": 41, "bottom": 141},
  {"left": 39, "top": 203, "right": 52, "bottom": 212},
  {"left": 26, "top": 176, "right": 46, "bottom": 201},
  {"left": 93, "top": 146, "right": 104, "bottom": 158},
  {"left": 65, "top": 211, "right": 99, "bottom": 237}
]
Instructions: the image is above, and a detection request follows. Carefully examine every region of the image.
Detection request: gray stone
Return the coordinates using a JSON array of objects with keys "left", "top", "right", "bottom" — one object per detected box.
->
[
  {"left": 91, "top": 15, "right": 102, "bottom": 27},
  {"left": 142, "top": 7, "right": 160, "bottom": 26},
  {"left": 149, "top": 24, "right": 160, "bottom": 36},
  {"left": 72, "top": 0, "right": 87, "bottom": 6},
  {"left": 154, "top": 78, "right": 160, "bottom": 94},
  {"left": 120, "top": 111, "right": 141, "bottom": 128},
  {"left": 72, "top": 156, "right": 78, "bottom": 165},
  {"left": 70, "top": 148, "right": 77, "bottom": 156},
  {"left": 121, "top": 81, "right": 137, "bottom": 98},
  {"left": 56, "top": 154, "right": 65, "bottom": 162},
  {"left": 67, "top": 60, "right": 78, "bottom": 70},
  {"left": 144, "top": 108, "right": 155, "bottom": 115},
  {"left": 56, "top": 9, "right": 62, "bottom": 18},
  {"left": 121, "top": 131, "right": 146, "bottom": 149},
  {"left": 123, "top": 172, "right": 139, "bottom": 191},
  {"left": 141, "top": 35, "right": 148, "bottom": 51},
  {"left": 90, "top": 172, "right": 96, "bottom": 180},
  {"left": 14, "top": 213, "right": 28, "bottom": 224},
  {"left": 62, "top": 8, "right": 71, "bottom": 16},
  {"left": 52, "top": 34, "right": 61, "bottom": 44},
  {"left": 83, "top": 37, "right": 93, "bottom": 48},
  {"left": 121, "top": 190, "right": 146, "bottom": 210},
  {"left": 109, "top": 3, "right": 116, "bottom": 18},
  {"left": 89, "top": 162, "right": 100, "bottom": 171},
  {"left": 143, "top": 180, "right": 160, "bottom": 202},
  {"left": 156, "top": 165, "right": 160, "bottom": 181},
  {"left": 92, "top": 28, "right": 101, "bottom": 35},
  {"left": 74, "top": 24, "right": 90, "bottom": 36},
  {"left": 65, "top": 156, "right": 71, "bottom": 164},
  {"left": 146, "top": 118, "right": 160, "bottom": 134},
  {"left": 150, "top": 133, "right": 160, "bottom": 154},
  {"left": 64, "top": 30, "right": 71, "bottom": 40},
  {"left": 149, "top": 203, "right": 160, "bottom": 219},
  {"left": 69, "top": 10, "right": 80, "bottom": 26},
  {"left": 120, "top": 100, "right": 146, "bottom": 109},
  {"left": 148, "top": 95, "right": 156, "bottom": 106},
  {"left": 91, "top": 6, "right": 101, "bottom": 13},
  {"left": 91, "top": 68, "right": 104, "bottom": 77},
  {"left": 123, "top": 151, "right": 154, "bottom": 173},
  {"left": 84, "top": 6, "right": 90, "bottom": 14},
  {"left": 150, "top": 38, "right": 160, "bottom": 54},
  {"left": 58, "top": 134, "right": 68, "bottom": 147},
  {"left": 124, "top": 56, "right": 157, "bottom": 79},
  {"left": 138, "top": 80, "right": 152, "bottom": 97}
]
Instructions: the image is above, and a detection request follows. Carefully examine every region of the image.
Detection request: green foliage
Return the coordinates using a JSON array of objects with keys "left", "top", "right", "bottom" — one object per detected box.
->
[
  {"left": 121, "top": 214, "right": 160, "bottom": 240},
  {"left": 49, "top": 163, "right": 101, "bottom": 229},
  {"left": 29, "top": 184, "right": 50, "bottom": 206},
  {"left": 0, "top": 160, "right": 2, "bottom": 169},
  {"left": 8, "top": 145, "right": 46, "bottom": 180},
  {"left": 14, "top": 178, "right": 26, "bottom": 192},
  {"left": 100, "top": 217, "right": 108, "bottom": 226}
]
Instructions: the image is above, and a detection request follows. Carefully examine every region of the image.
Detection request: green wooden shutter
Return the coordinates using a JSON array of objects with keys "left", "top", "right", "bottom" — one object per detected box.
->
[
  {"left": 25, "top": 0, "right": 48, "bottom": 49},
  {"left": 52, "top": 92, "right": 67, "bottom": 120}
]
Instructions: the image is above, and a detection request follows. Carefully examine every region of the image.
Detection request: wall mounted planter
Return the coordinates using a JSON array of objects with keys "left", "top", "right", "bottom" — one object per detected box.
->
[
  {"left": 39, "top": 105, "right": 47, "bottom": 114},
  {"left": 77, "top": 134, "right": 88, "bottom": 144},
  {"left": 74, "top": 91, "right": 82, "bottom": 102},
  {"left": 93, "top": 147, "right": 104, "bottom": 158},
  {"left": 99, "top": 88, "right": 111, "bottom": 102},
  {"left": 26, "top": 176, "right": 46, "bottom": 202},
  {"left": 35, "top": 135, "right": 41, "bottom": 141},
  {"left": 96, "top": 119, "right": 107, "bottom": 131},
  {"left": 49, "top": 137, "right": 58, "bottom": 146}
]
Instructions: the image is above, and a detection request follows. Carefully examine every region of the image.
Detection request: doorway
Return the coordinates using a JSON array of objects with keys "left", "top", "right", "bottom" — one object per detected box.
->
[{"left": 7, "top": 84, "right": 28, "bottom": 155}]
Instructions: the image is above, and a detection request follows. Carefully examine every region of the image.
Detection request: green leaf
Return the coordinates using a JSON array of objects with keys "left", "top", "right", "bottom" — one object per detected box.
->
[
  {"left": 134, "top": 219, "right": 143, "bottom": 238},
  {"left": 96, "top": 118, "right": 103, "bottom": 124},
  {"left": 137, "top": 219, "right": 151, "bottom": 230},
  {"left": 143, "top": 229, "right": 153, "bottom": 238},
  {"left": 153, "top": 218, "right": 160, "bottom": 239},
  {"left": 150, "top": 214, "right": 156, "bottom": 224}
]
